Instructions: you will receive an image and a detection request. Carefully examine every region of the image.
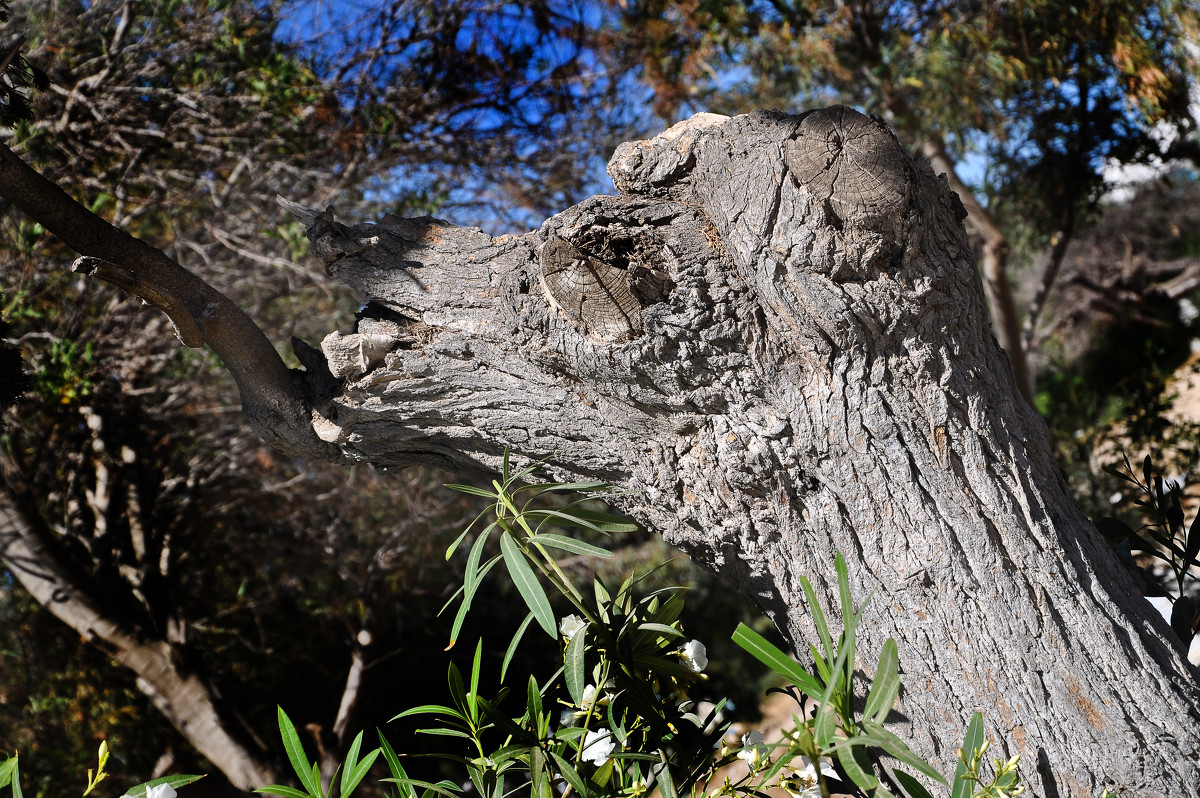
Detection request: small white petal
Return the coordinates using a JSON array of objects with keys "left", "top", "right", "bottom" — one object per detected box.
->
[
  {"left": 559, "top": 614, "right": 586, "bottom": 641},
  {"left": 581, "top": 729, "right": 616, "bottom": 765},
  {"left": 681, "top": 639, "right": 708, "bottom": 673}
]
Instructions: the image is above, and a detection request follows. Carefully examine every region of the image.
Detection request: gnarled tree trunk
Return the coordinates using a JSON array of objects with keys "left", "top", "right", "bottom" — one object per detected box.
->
[{"left": 289, "top": 108, "right": 1199, "bottom": 796}]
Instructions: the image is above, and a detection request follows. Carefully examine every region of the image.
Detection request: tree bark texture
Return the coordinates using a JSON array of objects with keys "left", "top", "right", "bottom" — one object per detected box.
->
[
  {"left": 0, "top": 496, "right": 277, "bottom": 791},
  {"left": 286, "top": 108, "right": 1200, "bottom": 796}
]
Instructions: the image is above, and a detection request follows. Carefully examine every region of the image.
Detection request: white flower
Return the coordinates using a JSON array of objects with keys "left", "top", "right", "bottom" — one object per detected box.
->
[
  {"left": 779, "top": 758, "right": 838, "bottom": 798},
  {"left": 736, "top": 730, "right": 768, "bottom": 770},
  {"left": 680, "top": 639, "right": 708, "bottom": 673},
  {"left": 143, "top": 785, "right": 178, "bottom": 798},
  {"left": 1181, "top": 297, "right": 1200, "bottom": 325},
  {"left": 581, "top": 728, "right": 617, "bottom": 766},
  {"left": 580, "top": 683, "right": 599, "bottom": 710},
  {"left": 560, "top": 614, "right": 586, "bottom": 641}
]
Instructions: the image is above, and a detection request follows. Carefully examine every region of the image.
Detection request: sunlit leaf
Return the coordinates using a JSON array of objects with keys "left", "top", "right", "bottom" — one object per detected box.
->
[{"left": 500, "top": 531, "right": 557, "bottom": 637}]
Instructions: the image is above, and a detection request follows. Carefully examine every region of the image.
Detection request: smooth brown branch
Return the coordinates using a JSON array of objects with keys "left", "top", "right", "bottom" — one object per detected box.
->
[{"left": 0, "top": 141, "right": 338, "bottom": 458}]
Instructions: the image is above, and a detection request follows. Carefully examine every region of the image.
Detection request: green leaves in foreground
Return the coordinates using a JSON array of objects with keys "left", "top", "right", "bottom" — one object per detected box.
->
[
  {"left": 257, "top": 707, "right": 379, "bottom": 798},
  {"left": 1, "top": 747, "right": 204, "bottom": 798},
  {"left": 441, "top": 451, "right": 635, "bottom": 648},
  {"left": 732, "top": 552, "right": 948, "bottom": 797}
]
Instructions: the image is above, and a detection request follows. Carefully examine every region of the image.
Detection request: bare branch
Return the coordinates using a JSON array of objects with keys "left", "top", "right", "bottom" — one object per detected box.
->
[{"left": 0, "top": 141, "right": 338, "bottom": 458}]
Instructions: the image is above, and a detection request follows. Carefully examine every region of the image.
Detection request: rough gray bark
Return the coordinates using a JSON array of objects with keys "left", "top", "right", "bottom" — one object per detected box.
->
[{"left": 285, "top": 107, "right": 1200, "bottom": 796}]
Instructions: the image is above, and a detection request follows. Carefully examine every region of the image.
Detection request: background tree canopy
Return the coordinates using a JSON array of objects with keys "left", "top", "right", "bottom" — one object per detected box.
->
[{"left": 3, "top": 0, "right": 1200, "bottom": 794}]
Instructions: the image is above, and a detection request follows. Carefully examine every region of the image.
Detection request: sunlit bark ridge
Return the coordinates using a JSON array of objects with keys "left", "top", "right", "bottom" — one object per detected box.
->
[{"left": 289, "top": 108, "right": 1200, "bottom": 796}]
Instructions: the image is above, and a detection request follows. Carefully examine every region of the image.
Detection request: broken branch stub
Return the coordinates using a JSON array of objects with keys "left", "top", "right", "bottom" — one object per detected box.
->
[{"left": 539, "top": 234, "right": 644, "bottom": 342}]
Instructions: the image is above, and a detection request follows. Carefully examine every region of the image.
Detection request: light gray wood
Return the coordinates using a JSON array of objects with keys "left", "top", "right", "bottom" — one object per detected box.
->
[{"left": 284, "top": 107, "right": 1200, "bottom": 796}]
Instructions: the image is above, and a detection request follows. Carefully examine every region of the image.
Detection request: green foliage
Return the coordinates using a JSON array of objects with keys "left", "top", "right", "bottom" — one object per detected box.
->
[
  {"left": 5, "top": 473, "right": 1033, "bottom": 798},
  {"left": 0, "top": 753, "right": 21, "bottom": 798},
  {"left": 1097, "top": 453, "right": 1200, "bottom": 645},
  {"left": 0, "top": 743, "right": 202, "bottom": 798},
  {"left": 365, "top": 475, "right": 1022, "bottom": 798},
  {"left": 731, "top": 554, "right": 949, "bottom": 798},
  {"left": 442, "top": 452, "right": 636, "bottom": 648},
  {"left": 81, "top": 740, "right": 109, "bottom": 796},
  {"left": 954, "top": 738, "right": 1025, "bottom": 798},
  {"left": 257, "top": 708, "right": 379, "bottom": 798}
]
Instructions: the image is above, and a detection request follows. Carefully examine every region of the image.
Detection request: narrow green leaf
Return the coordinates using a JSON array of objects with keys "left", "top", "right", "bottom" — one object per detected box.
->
[
  {"left": 863, "top": 639, "right": 900, "bottom": 723},
  {"left": 637, "top": 622, "right": 685, "bottom": 640},
  {"left": 343, "top": 731, "right": 363, "bottom": 776},
  {"left": 815, "top": 635, "right": 852, "bottom": 748},
  {"left": 341, "top": 749, "right": 381, "bottom": 798},
  {"left": 415, "top": 727, "right": 475, "bottom": 740},
  {"left": 894, "top": 769, "right": 937, "bottom": 798},
  {"left": 443, "top": 507, "right": 492, "bottom": 559},
  {"left": 476, "top": 697, "right": 535, "bottom": 742},
  {"left": 126, "top": 775, "right": 205, "bottom": 797},
  {"left": 526, "top": 675, "right": 544, "bottom": 730},
  {"left": 445, "top": 483, "right": 500, "bottom": 499},
  {"left": 539, "top": 480, "right": 610, "bottom": 492},
  {"left": 277, "top": 707, "right": 320, "bottom": 796},
  {"left": 527, "top": 533, "right": 614, "bottom": 558},
  {"left": 463, "top": 525, "right": 496, "bottom": 595},
  {"left": 646, "top": 590, "right": 686, "bottom": 627},
  {"left": 390, "top": 704, "right": 464, "bottom": 722},
  {"left": 499, "top": 532, "right": 557, "bottom": 638},
  {"left": 549, "top": 751, "right": 587, "bottom": 796},
  {"left": 731, "top": 623, "right": 825, "bottom": 699},
  {"left": 800, "top": 575, "right": 835, "bottom": 663},
  {"left": 953, "top": 712, "right": 985, "bottom": 798},
  {"left": 869, "top": 725, "right": 945, "bottom": 784},
  {"left": 448, "top": 556, "right": 502, "bottom": 647},
  {"left": 256, "top": 786, "right": 311, "bottom": 798},
  {"left": 835, "top": 744, "right": 878, "bottom": 791},
  {"left": 525, "top": 508, "right": 629, "bottom": 536},
  {"left": 469, "top": 640, "right": 483, "bottom": 724},
  {"left": 381, "top": 778, "right": 460, "bottom": 798},
  {"left": 378, "top": 730, "right": 408, "bottom": 783},
  {"left": 556, "top": 507, "right": 640, "bottom": 532},
  {"left": 531, "top": 748, "right": 553, "bottom": 798},
  {"left": 501, "top": 612, "right": 536, "bottom": 682},
  {"left": 564, "top": 625, "right": 587, "bottom": 706},
  {"left": 1185, "top": 509, "right": 1200, "bottom": 566},
  {"left": 655, "top": 758, "right": 679, "bottom": 798},
  {"left": 0, "top": 757, "right": 16, "bottom": 789}
]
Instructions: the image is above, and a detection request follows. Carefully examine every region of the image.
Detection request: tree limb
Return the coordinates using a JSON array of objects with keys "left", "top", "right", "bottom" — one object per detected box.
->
[
  {"left": 0, "top": 492, "right": 277, "bottom": 790},
  {"left": 0, "top": 141, "right": 337, "bottom": 458}
]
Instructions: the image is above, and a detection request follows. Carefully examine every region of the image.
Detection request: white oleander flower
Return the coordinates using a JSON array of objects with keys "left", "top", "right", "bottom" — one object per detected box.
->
[
  {"left": 736, "top": 730, "right": 768, "bottom": 769},
  {"left": 560, "top": 614, "right": 586, "bottom": 641},
  {"left": 779, "top": 757, "right": 838, "bottom": 798},
  {"left": 581, "top": 729, "right": 617, "bottom": 765},
  {"left": 680, "top": 639, "right": 708, "bottom": 673},
  {"left": 143, "top": 785, "right": 178, "bottom": 798}
]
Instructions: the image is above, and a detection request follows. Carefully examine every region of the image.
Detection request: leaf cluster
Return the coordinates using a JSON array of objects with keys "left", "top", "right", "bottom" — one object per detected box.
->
[{"left": 1098, "top": 453, "right": 1200, "bottom": 645}]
